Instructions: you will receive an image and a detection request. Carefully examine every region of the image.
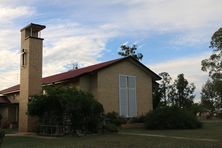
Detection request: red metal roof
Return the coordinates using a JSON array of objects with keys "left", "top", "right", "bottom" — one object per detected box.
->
[
  {"left": 0, "top": 58, "right": 122, "bottom": 94},
  {"left": 42, "top": 58, "right": 122, "bottom": 84},
  {"left": 0, "top": 57, "right": 160, "bottom": 95}
]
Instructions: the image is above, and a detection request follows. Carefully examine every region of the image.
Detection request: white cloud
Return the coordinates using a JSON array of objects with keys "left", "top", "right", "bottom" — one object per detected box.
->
[
  {"left": 111, "top": 0, "right": 222, "bottom": 30},
  {"left": 0, "top": 0, "right": 221, "bottom": 94},
  {"left": 42, "top": 23, "right": 119, "bottom": 76},
  {"left": 148, "top": 53, "right": 210, "bottom": 102},
  {"left": 0, "top": 70, "right": 19, "bottom": 89},
  {"left": 0, "top": 50, "right": 20, "bottom": 90},
  {"left": 0, "top": 28, "right": 20, "bottom": 50},
  {"left": 57, "top": 0, "right": 222, "bottom": 32},
  {"left": 46, "top": 0, "right": 222, "bottom": 44},
  {"left": 0, "top": 6, "right": 34, "bottom": 22},
  {"left": 0, "top": 21, "right": 119, "bottom": 90},
  {"left": 0, "top": 2, "right": 35, "bottom": 90}
]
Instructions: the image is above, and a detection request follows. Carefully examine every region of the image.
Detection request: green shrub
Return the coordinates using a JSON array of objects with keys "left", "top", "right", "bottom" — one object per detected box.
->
[
  {"left": 105, "top": 112, "right": 126, "bottom": 126},
  {"left": 0, "top": 129, "right": 5, "bottom": 146},
  {"left": 28, "top": 86, "right": 104, "bottom": 134},
  {"left": 145, "top": 107, "right": 202, "bottom": 130},
  {"left": 67, "top": 91, "right": 104, "bottom": 133},
  {"left": 216, "top": 113, "right": 222, "bottom": 119},
  {"left": 130, "top": 115, "right": 145, "bottom": 123},
  {"left": 102, "top": 123, "right": 118, "bottom": 133}
]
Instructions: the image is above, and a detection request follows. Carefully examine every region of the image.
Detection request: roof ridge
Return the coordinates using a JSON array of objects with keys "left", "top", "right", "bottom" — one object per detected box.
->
[
  {"left": 0, "top": 56, "right": 160, "bottom": 95},
  {"left": 0, "top": 57, "right": 125, "bottom": 94},
  {"left": 43, "top": 57, "right": 123, "bottom": 80}
]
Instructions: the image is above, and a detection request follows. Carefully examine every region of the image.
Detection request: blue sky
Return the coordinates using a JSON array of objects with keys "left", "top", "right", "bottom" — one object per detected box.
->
[{"left": 0, "top": 0, "right": 222, "bottom": 101}]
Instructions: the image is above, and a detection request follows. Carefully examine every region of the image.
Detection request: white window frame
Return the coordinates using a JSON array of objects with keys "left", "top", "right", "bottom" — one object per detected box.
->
[{"left": 119, "top": 75, "right": 137, "bottom": 117}]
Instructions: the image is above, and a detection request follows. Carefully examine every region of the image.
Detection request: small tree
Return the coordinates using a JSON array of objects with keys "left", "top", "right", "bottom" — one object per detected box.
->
[
  {"left": 159, "top": 72, "right": 172, "bottom": 106},
  {"left": 169, "top": 74, "right": 195, "bottom": 108},
  {"left": 201, "top": 79, "right": 217, "bottom": 112},
  {"left": 118, "top": 44, "right": 143, "bottom": 61},
  {"left": 152, "top": 82, "right": 162, "bottom": 109}
]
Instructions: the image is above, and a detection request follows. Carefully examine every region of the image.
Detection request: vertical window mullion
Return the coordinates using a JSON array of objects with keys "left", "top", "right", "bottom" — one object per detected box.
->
[
  {"left": 128, "top": 76, "right": 137, "bottom": 117},
  {"left": 119, "top": 75, "right": 128, "bottom": 117},
  {"left": 127, "top": 76, "right": 129, "bottom": 117}
]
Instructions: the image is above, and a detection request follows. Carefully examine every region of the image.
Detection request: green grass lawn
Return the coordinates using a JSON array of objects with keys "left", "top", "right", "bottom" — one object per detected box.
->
[
  {"left": 2, "top": 121, "right": 222, "bottom": 148},
  {"left": 122, "top": 120, "right": 222, "bottom": 140}
]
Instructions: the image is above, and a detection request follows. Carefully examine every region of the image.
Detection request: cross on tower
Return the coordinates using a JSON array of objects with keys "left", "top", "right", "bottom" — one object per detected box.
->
[{"left": 21, "top": 49, "right": 26, "bottom": 66}]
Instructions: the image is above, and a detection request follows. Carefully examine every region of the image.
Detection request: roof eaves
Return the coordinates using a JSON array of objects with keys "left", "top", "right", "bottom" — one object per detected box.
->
[{"left": 127, "top": 56, "right": 161, "bottom": 80}]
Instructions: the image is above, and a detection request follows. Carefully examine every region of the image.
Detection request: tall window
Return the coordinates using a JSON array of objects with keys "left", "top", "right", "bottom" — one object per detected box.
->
[{"left": 119, "top": 75, "right": 137, "bottom": 117}]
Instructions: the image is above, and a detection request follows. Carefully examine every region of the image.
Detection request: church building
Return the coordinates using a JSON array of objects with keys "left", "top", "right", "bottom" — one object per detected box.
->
[{"left": 0, "top": 23, "right": 160, "bottom": 132}]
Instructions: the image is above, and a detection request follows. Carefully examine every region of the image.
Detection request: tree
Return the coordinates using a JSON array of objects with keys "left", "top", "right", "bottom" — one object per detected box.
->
[
  {"left": 152, "top": 82, "right": 162, "bottom": 109},
  {"left": 169, "top": 74, "right": 195, "bottom": 108},
  {"left": 118, "top": 44, "right": 143, "bottom": 61},
  {"left": 201, "top": 80, "right": 217, "bottom": 112},
  {"left": 153, "top": 72, "right": 195, "bottom": 108},
  {"left": 167, "top": 83, "right": 177, "bottom": 106},
  {"left": 201, "top": 27, "right": 222, "bottom": 110},
  {"left": 201, "top": 27, "right": 222, "bottom": 77},
  {"left": 152, "top": 72, "right": 172, "bottom": 109},
  {"left": 159, "top": 72, "right": 172, "bottom": 106}
]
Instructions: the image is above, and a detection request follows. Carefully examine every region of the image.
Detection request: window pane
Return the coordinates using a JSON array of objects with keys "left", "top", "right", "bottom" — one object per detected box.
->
[
  {"left": 128, "top": 88, "right": 137, "bottom": 117},
  {"left": 128, "top": 76, "right": 136, "bottom": 88},
  {"left": 119, "top": 88, "right": 128, "bottom": 117},
  {"left": 120, "top": 75, "right": 127, "bottom": 88}
]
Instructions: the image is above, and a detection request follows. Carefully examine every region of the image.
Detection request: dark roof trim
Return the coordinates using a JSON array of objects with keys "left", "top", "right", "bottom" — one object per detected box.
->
[
  {"left": 127, "top": 57, "right": 161, "bottom": 80},
  {"left": 20, "top": 23, "right": 46, "bottom": 32}
]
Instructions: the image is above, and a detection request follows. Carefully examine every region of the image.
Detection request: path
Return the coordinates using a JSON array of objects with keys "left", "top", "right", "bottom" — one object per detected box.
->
[
  {"left": 119, "top": 132, "right": 219, "bottom": 142},
  {"left": 6, "top": 133, "right": 57, "bottom": 139}
]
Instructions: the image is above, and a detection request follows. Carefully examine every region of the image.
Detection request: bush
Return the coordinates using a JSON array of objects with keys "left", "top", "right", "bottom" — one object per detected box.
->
[
  {"left": 216, "top": 113, "right": 222, "bottom": 119},
  {"left": 102, "top": 123, "right": 118, "bottom": 133},
  {"left": 28, "top": 86, "right": 104, "bottom": 134},
  {"left": 0, "top": 129, "right": 5, "bottom": 146},
  {"left": 145, "top": 107, "right": 202, "bottom": 130},
  {"left": 130, "top": 115, "right": 145, "bottom": 123},
  {"left": 104, "top": 112, "right": 126, "bottom": 127}
]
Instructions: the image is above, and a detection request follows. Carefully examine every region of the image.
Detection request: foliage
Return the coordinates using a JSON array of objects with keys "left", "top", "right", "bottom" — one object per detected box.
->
[
  {"left": 0, "top": 129, "right": 5, "bottom": 146},
  {"left": 201, "top": 27, "right": 222, "bottom": 77},
  {"left": 158, "top": 72, "right": 172, "bottom": 106},
  {"left": 175, "top": 74, "right": 195, "bottom": 108},
  {"left": 169, "top": 74, "right": 195, "bottom": 108},
  {"left": 188, "top": 103, "right": 205, "bottom": 115},
  {"left": 152, "top": 82, "right": 162, "bottom": 109},
  {"left": 154, "top": 73, "right": 195, "bottom": 109},
  {"left": 216, "top": 113, "right": 222, "bottom": 119},
  {"left": 201, "top": 27, "right": 222, "bottom": 111},
  {"left": 104, "top": 112, "right": 126, "bottom": 127},
  {"left": 130, "top": 115, "right": 145, "bottom": 123},
  {"left": 28, "top": 86, "right": 104, "bottom": 133},
  {"left": 102, "top": 112, "right": 128, "bottom": 133},
  {"left": 102, "top": 123, "right": 119, "bottom": 133},
  {"left": 118, "top": 44, "right": 143, "bottom": 61},
  {"left": 210, "top": 27, "right": 222, "bottom": 50},
  {"left": 201, "top": 79, "right": 217, "bottom": 111},
  {"left": 144, "top": 107, "right": 202, "bottom": 130}
]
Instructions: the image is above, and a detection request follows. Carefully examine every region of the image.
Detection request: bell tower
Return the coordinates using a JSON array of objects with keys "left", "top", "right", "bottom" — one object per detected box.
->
[{"left": 19, "top": 23, "right": 45, "bottom": 132}]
